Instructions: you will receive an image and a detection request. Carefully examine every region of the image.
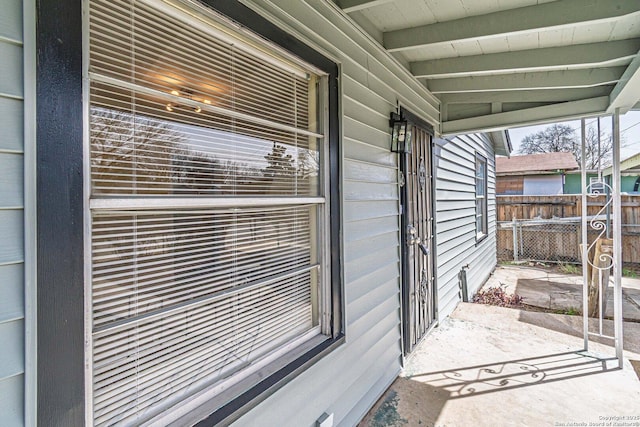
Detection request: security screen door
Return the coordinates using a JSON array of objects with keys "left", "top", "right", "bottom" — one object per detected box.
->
[{"left": 400, "top": 123, "right": 436, "bottom": 355}]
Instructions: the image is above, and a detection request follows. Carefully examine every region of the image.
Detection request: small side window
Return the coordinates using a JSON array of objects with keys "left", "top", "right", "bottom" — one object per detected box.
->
[{"left": 475, "top": 153, "right": 488, "bottom": 241}]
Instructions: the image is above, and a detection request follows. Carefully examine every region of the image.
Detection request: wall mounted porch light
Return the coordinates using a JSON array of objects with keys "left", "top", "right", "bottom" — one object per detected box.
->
[{"left": 390, "top": 112, "right": 412, "bottom": 154}]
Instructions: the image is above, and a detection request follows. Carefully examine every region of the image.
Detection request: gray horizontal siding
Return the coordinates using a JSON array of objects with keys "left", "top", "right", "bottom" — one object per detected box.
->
[
  {"left": 343, "top": 96, "right": 390, "bottom": 131},
  {"left": 344, "top": 244, "right": 398, "bottom": 286},
  {"left": 0, "top": 210, "right": 23, "bottom": 263},
  {"left": 347, "top": 276, "right": 399, "bottom": 323},
  {"left": 345, "top": 262, "right": 398, "bottom": 308},
  {"left": 343, "top": 200, "right": 398, "bottom": 221},
  {"left": 344, "top": 181, "right": 398, "bottom": 201},
  {"left": 0, "top": 98, "right": 23, "bottom": 152},
  {"left": 0, "top": 319, "right": 24, "bottom": 381},
  {"left": 0, "top": 153, "right": 23, "bottom": 207},
  {"left": 0, "top": 264, "right": 24, "bottom": 323},
  {"left": 231, "top": 0, "right": 438, "bottom": 425},
  {"left": 0, "top": 0, "right": 22, "bottom": 43},
  {"left": 334, "top": 337, "right": 400, "bottom": 427},
  {"left": 0, "top": 42, "right": 23, "bottom": 98},
  {"left": 0, "top": 374, "right": 23, "bottom": 427},
  {"left": 343, "top": 215, "right": 398, "bottom": 244},
  {"left": 0, "top": 0, "right": 25, "bottom": 425},
  {"left": 435, "top": 133, "right": 497, "bottom": 320},
  {"left": 343, "top": 159, "right": 396, "bottom": 183},
  {"left": 344, "top": 231, "right": 398, "bottom": 264}
]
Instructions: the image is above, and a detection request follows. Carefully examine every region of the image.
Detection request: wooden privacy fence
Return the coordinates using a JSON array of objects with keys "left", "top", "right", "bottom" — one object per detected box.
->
[{"left": 496, "top": 195, "right": 640, "bottom": 265}]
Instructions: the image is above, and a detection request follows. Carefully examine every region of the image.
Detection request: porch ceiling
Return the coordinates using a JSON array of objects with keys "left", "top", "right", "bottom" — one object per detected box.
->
[{"left": 334, "top": 0, "right": 640, "bottom": 135}]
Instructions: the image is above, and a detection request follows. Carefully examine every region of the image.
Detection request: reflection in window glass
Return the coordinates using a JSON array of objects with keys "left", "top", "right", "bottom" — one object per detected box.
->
[{"left": 90, "top": 86, "right": 320, "bottom": 196}]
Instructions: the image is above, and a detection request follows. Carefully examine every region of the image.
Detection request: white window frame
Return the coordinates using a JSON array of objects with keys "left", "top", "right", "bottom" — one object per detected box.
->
[{"left": 475, "top": 153, "right": 488, "bottom": 241}]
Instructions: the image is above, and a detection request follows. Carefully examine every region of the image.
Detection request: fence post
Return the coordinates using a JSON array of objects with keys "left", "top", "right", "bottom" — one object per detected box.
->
[
  {"left": 512, "top": 216, "right": 518, "bottom": 261},
  {"left": 576, "top": 222, "right": 581, "bottom": 260}
]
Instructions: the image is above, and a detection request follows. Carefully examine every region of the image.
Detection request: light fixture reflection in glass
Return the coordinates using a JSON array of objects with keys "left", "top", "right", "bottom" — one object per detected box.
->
[{"left": 165, "top": 89, "right": 210, "bottom": 113}]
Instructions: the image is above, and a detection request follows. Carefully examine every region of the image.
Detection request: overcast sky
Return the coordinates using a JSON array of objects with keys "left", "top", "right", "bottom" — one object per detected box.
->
[{"left": 507, "top": 110, "right": 640, "bottom": 161}]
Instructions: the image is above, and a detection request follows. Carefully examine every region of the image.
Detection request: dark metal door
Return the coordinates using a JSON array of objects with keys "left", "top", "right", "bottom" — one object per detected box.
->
[{"left": 401, "top": 125, "right": 436, "bottom": 355}]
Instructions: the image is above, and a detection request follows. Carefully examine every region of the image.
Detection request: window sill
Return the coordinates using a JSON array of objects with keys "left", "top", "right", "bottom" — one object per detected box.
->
[
  {"left": 162, "top": 334, "right": 345, "bottom": 427},
  {"left": 476, "top": 233, "right": 488, "bottom": 244}
]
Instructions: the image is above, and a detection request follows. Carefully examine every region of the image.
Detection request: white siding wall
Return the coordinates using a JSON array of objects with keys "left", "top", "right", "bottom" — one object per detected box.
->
[
  {"left": 434, "top": 133, "right": 497, "bottom": 320},
  {"left": 0, "top": 0, "right": 25, "bottom": 425},
  {"left": 232, "top": 1, "right": 439, "bottom": 426}
]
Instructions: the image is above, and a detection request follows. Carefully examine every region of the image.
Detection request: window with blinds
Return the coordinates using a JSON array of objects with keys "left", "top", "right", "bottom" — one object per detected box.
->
[{"left": 87, "top": 0, "right": 330, "bottom": 425}]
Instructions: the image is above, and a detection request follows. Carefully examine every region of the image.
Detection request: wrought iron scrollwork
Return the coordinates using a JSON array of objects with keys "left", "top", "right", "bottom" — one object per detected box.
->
[
  {"left": 586, "top": 181, "right": 614, "bottom": 271},
  {"left": 419, "top": 158, "right": 426, "bottom": 192},
  {"left": 420, "top": 268, "right": 428, "bottom": 304}
]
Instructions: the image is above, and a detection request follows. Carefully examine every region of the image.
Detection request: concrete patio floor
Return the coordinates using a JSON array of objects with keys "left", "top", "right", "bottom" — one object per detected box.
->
[
  {"left": 359, "top": 303, "right": 640, "bottom": 427},
  {"left": 485, "top": 265, "right": 640, "bottom": 321}
]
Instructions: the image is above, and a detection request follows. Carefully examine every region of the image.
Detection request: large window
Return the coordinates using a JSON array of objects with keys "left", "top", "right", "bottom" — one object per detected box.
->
[
  {"left": 475, "top": 153, "right": 488, "bottom": 240},
  {"left": 86, "top": 1, "right": 338, "bottom": 425}
]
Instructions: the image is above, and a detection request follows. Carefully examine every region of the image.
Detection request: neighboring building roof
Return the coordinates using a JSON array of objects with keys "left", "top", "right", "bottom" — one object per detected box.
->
[
  {"left": 496, "top": 152, "right": 578, "bottom": 175},
  {"left": 603, "top": 152, "right": 640, "bottom": 176}
]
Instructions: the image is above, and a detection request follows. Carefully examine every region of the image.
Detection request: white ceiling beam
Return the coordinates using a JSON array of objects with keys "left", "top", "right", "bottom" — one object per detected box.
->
[
  {"left": 411, "top": 39, "right": 640, "bottom": 78},
  {"left": 429, "top": 67, "right": 626, "bottom": 93},
  {"left": 383, "top": 0, "right": 640, "bottom": 52},
  {"left": 336, "top": 0, "right": 395, "bottom": 14},
  {"left": 607, "top": 50, "right": 640, "bottom": 113},
  {"left": 438, "top": 87, "right": 613, "bottom": 104},
  {"left": 449, "top": 102, "right": 566, "bottom": 120},
  {"left": 448, "top": 104, "right": 492, "bottom": 121},
  {"left": 442, "top": 96, "right": 610, "bottom": 135}
]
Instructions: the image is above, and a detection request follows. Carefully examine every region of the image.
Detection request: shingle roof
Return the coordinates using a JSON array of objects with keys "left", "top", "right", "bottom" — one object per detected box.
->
[{"left": 496, "top": 152, "right": 578, "bottom": 175}]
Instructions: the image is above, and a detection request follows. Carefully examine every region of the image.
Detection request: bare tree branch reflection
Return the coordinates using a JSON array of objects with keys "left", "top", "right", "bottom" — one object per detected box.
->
[
  {"left": 91, "top": 108, "right": 319, "bottom": 197},
  {"left": 91, "top": 107, "right": 188, "bottom": 194}
]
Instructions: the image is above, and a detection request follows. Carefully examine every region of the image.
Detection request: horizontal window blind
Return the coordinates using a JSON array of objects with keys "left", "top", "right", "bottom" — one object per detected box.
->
[
  {"left": 90, "top": 82, "right": 319, "bottom": 196},
  {"left": 89, "top": 0, "right": 312, "bottom": 129},
  {"left": 92, "top": 270, "right": 314, "bottom": 426},
  {"left": 92, "top": 207, "right": 314, "bottom": 327},
  {"left": 87, "top": 0, "right": 328, "bottom": 425}
]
